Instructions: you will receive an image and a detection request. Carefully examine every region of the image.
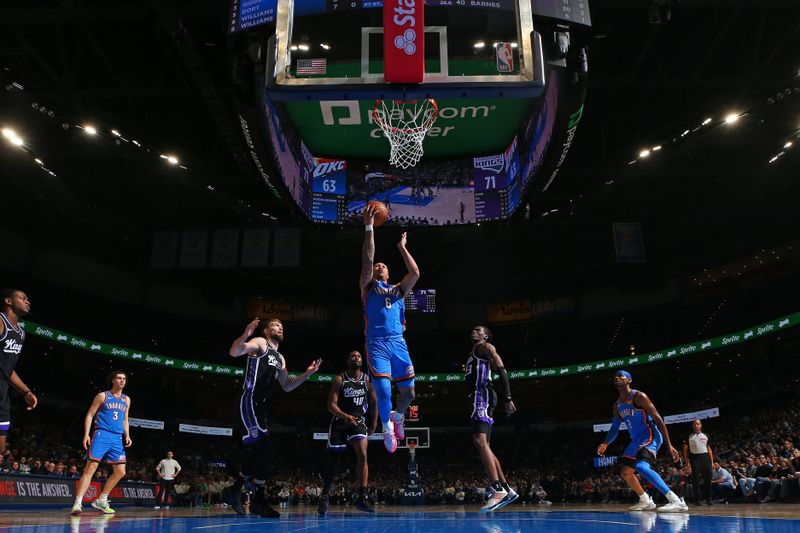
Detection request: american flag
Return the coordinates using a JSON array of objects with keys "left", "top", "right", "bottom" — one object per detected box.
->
[{"left": 296, "top": 58, "right": 326, "bottom": 75}]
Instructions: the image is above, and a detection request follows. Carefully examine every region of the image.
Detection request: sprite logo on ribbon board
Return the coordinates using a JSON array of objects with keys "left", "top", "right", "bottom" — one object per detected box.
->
[
  {"left": 22, "top": 312, "right": 799, "bottom": 381},
  {"left": 285, "top": 99, "right": 531, "bottom": 159}
]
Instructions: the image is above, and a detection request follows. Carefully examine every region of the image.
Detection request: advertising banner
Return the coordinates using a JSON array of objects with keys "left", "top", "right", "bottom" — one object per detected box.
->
[{"left": 0, "top": 475, "right": 155, "bottom": 504}]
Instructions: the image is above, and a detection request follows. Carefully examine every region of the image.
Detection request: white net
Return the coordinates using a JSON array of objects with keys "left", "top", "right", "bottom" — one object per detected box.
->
[{"left": 372, "top": 99, "right": 438, "bottom": 169}]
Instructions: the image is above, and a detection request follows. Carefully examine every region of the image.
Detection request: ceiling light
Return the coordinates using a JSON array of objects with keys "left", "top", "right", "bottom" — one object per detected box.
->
[
  {"left": 2, "top": 128, "right": 16, "bottom": 139},
  {"left": 167, "top": 155, "right": 179, "bottom": 165},
  {"left": 473, "top": 42, "right": 485, "bottom": 49},
  {"left": 652, "top": 145, "right": 662, "bottom": 151},
  {"left": 702, "top": 117, "right": 712, "bottom": 125},
  {"left": 111, "top": 129, "right": 120, "bottom": 136},
  {"left": 298, "top": 44, "right": 309, "bottom": 51},
  {"left": 784, "top": 141, "right": 793, "bottom": 148},
  {"left": 511, "top": 42, "right": 518, "bottom": 48},
  {"left": 320, "top": 43, "right": 330, "bottom": 50},
  {"left": 639, "top": 149, "right": 650, "bottom": 158},
  {"left": 724, "top": 113, "right": 740, "bottom": 124},
  {"left": 84, "top": 125, "right": 97, "bottom": 135},
  {"left": 290, "top": 45, "right": 298, "bottom": 51},
  {"left": 9, "top": 136, "right": 23, "bottom": 146},
  {"left": 34, "top": 158, "right": 43, "bottom": 165}
]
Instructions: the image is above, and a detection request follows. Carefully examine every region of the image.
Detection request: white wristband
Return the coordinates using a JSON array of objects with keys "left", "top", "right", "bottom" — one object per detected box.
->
[{"left": 365, "top": 224, "right": 373, "bottom": 232}]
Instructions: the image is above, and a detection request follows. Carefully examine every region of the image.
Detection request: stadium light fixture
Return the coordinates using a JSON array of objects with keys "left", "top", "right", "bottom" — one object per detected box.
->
[
  {"left": 724, "top": 113, "right": 740, "bottom": 125},
  {"left": 473, "top": 42, "right": 485, "bottom": 49},
  {"left": 639, "top": 149, "right": 650, "bottom": 158},
  {"left": 702, "top": 117, "right": 712, "bottom": 125},
  {"left": 83, "top": 125, "right": 97, "bottom": 135}
]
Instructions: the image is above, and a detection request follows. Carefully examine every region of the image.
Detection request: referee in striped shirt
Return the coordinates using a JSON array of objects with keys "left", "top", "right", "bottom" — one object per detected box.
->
[{"left": 683, "top": 419, "right": 714, "bottom": 505}]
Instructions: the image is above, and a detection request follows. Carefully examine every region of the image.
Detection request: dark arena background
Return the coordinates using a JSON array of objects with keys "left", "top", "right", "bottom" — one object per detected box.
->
[{"left": 1, "top": 0, "right": 800, "bottom": 532}]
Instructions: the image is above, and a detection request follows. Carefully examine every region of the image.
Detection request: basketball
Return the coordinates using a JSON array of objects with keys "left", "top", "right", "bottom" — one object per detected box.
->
[{"left": 368, "top": 200, "right": 389, "bottom": 227}]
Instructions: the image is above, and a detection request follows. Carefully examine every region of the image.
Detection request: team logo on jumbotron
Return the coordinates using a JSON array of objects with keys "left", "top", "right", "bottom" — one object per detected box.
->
[{"left": 474, "top": 155, "right": 504, "bottom": 174}]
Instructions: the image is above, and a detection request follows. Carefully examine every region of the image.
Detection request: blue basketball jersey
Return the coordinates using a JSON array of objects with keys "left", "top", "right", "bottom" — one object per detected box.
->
[
  {"left": 94, "top": 391, "right": 127, "bottom": 434},
  {"left": 616, "top": 389, "right": 656, "bottom": 442},
  {"left": 363, "top": 280, "right": 405, "bottom": 338}
]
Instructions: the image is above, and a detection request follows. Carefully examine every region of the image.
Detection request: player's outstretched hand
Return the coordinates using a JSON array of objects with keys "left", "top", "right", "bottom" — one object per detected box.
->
[
  {"left": 504, "top": 400, "right": 517, "bottom": 416},
  {"left": 668, "top": 445, "right": 680, "bottom": 462},
  {"left": 596, "top": 442, "right": 608, "bottom": 457},
  {"left": 24, "top": 391, "right": 38, "bottom": 410},
  {"left": 364, "top": 205, "right": 375, "bottom": 226},
  {"left": 125, "top": 436, "right": 133, "bottom": 448},
  {"left": 307, "top": 358, "right": 322, "bottom": 374},
  {"left": 82, "top": 435, "right": 92, "bottom": 450},
  {"left": 397, "top": 232, "right": 408, "bottom": 248},
  {"left": 243, "top": 318, "right": 260, "bottom": 338}
]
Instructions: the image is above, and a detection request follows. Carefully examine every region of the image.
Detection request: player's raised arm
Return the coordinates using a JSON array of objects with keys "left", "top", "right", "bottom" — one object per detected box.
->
[
  {"left": 229, "top": 319, "right": 266, "bottom": 357},
  {"left": 636, "top": 392, "right": 680, "bottom": 462},
  {"left": 396, "top": 232, "right": 420, "bottom": 295},
  {"left": 360, "top": 206, "right": 376, "bottom": 295},
  {"left": 278, "top": 357, "right": 323, "bottom": 392}
]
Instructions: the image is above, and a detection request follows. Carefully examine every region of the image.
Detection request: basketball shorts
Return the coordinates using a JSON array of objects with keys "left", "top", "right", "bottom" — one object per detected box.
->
[
  {"left": 470, "top": 388, "right": 497, "bottom": 437},
  {"left": 88, "top": 429, "right": 127, "bottom": 464},
  {"left": 0, "top": 378, "right": 10, "bottom": 436},
  {"left": 366, "top": 335, "right": 415, "bottom": 386},
  {"left": 621, "top": 428, "right": 663, "bottom": 468},
  {"left": 327, "top": 416, "right": 368, "bottom": 449},
  {"left": 240, "top": 394, "right": 269, "bottom": 445}
]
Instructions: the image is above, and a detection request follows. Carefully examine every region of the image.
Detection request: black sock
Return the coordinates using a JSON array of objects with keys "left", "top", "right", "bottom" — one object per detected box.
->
[
  {"left": 491, "top": 480, "right": 502, "bottom": 492},
  {"left": 500, "top": 481, "right": 511, "bottom": 492},
  {"left": 358, "top": 486, "right": 367, "bottom": 498}
]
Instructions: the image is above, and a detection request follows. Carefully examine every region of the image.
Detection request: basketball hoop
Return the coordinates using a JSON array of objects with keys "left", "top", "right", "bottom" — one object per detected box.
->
[{"left": 372, "top": 99, "right": 438, "bottom": 169}]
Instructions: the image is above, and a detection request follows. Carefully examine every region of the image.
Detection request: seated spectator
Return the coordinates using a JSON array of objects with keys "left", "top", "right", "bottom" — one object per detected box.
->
[{"left": 711, "top": 462, "right": 736, "bottom": 503}]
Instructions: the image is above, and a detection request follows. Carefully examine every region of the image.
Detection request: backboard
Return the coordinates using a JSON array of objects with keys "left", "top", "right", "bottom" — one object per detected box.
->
[{"left": 268, "top": 0, "right": 545, "bottom": 99}]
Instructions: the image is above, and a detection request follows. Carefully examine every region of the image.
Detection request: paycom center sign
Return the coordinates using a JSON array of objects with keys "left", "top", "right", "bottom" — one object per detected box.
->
[{"left": 283, "top": 99, "right": 531, "bottom": 159}]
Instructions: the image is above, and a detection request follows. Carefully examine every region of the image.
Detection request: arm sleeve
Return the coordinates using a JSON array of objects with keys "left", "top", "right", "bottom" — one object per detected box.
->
[
  {"left": 496, "top": 367, "right": 512, "bottom": 401},
  {"left": 605, "top": 417, "right": 622, "bottom": 445}
]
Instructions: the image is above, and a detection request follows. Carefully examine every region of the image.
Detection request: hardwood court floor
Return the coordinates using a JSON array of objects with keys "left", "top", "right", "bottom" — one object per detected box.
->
[{"left": 1, "top": 503, "right": 798, "bottom": 532}]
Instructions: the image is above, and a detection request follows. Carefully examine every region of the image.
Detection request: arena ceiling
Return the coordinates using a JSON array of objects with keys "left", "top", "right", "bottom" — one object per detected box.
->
[{"left": 1, "top": 0, "right": 798, "bottom": 279}]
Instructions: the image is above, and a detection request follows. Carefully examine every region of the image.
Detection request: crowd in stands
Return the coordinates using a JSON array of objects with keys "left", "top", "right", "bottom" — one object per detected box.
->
[{"left": 3, "top": 397, "right": 798, "bottom": 508}]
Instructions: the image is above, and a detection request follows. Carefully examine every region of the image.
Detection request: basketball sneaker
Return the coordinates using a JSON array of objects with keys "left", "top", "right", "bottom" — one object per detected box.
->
[
  {"left": 317, "top": 494, "right": 329, "bottom": 516},
  {"left": 250, "top": 500, "right": 280, "bottom": 518},
  {"left": 494, "top": 488, "right": 519, "bottom": 510},
  {"left": 480, "top": 488, "right": 508, "bottom": 512},
  {"left": 355, "top": 496, "right": 375, "bottom": 513},
  {"left": 391, "top": 410, "right": 405, "bottom": 440},
  {"left": 91, "top": 499, "right": 115, "bottom": 514},
  {"left": 221, "top": 486, "right": 246, "bottom": 515},
  {"left": 628, "top": 494, "right": 656, "bottom": 511},
  {"left": 70, "top": 504, "right": 82, "bottom": 516},
  {"left": 657, "top": 497, "right": 689, "bottom": 513},
  {"left": 383, "top": 420, "right": 397, "bottom": 453}
]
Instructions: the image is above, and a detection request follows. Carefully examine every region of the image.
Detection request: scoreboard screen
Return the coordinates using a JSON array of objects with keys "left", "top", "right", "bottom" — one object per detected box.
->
[
  {"left": 229, "top": 0, "right": 276, "bottom": 32},
  {"left": 532, "top": 0, "right": 592, "bottom": 26},
  {"left": 475, "top": 190, "right": 506, "bottom": 221},
  {"left": 404, "top": 289, "right": 436, "bottom": 314},
  {"left": 311, "top": 193, "right": 345, "bottom": 223}
]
